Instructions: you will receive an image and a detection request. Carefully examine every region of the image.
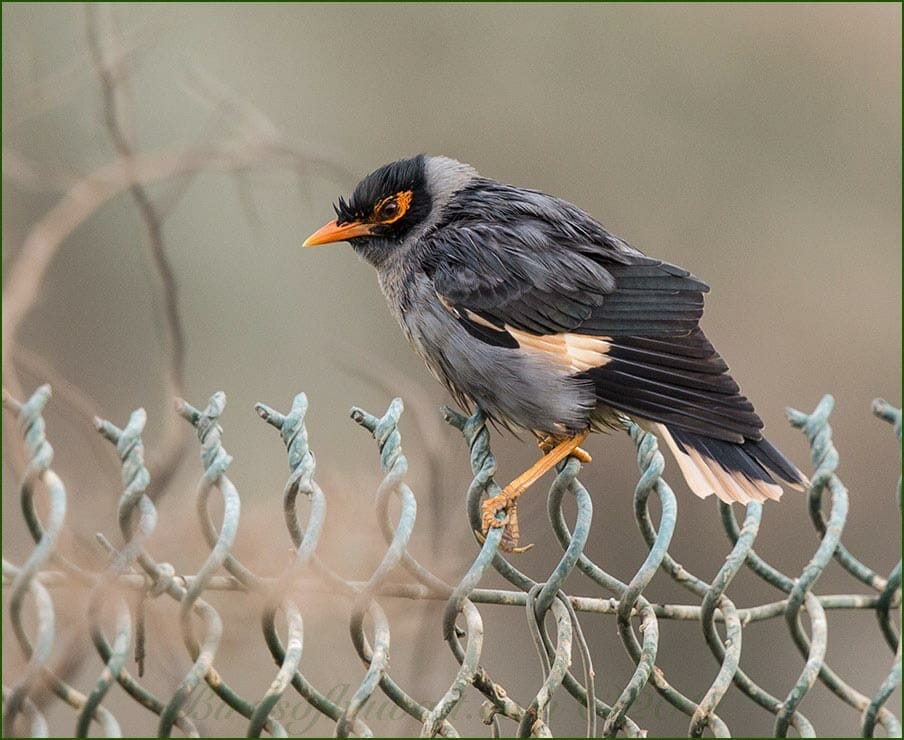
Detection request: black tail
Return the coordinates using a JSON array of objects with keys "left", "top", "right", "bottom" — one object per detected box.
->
[{"left": 655, "top": 424, "right": 809, "bottom": 504}]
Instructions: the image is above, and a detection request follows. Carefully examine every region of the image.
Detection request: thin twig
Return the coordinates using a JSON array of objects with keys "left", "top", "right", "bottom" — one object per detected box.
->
[
  {"left": 4, "top": 6, "right": 170, "bottom": 130},
  {"left": 3, "top": 9, "right": 352, "bottom": 496},
  {"left": 86, "top": 3, "right": 186, "bottom": 388},
  {"left": 85, "top": 3, "right": 190, "bottom": 496}
]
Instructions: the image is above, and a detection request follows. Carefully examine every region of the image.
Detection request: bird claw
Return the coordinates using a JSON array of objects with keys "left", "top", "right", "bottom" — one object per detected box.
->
[
  {"left": 474, "top": 528, "right": 535, "bottom": 554},
  {"left": 508, "top": 540, "right": 535, "bottom": 554},
  {"left": 477, "top": 433, "right": 590, "bottom": 554},
  {"left": 537, "top": 435, "right": 558, "bottom": 455},
  {"left": 479, "top": 493, "right": 534, "bottom": 553}
]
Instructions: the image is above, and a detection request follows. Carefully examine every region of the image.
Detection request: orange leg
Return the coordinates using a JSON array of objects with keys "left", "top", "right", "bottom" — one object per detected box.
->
[
  {"left": 537, "top": 434, "right": 592, "bottom": 462},
  {"left": 481, "top": 431, "right": 590, "bottom": 551}
]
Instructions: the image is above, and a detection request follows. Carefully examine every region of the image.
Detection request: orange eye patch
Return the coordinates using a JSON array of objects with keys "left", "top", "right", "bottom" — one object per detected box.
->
[{"left": 373, "top": 190, "right": 413, "bottom": 224}]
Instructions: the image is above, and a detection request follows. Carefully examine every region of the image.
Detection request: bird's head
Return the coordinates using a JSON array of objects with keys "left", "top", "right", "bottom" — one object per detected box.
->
[
  {"left": 303, "top": 154, "right": 431, "bottom": 266},
  {"left": 303, "top": 154, "right": 477, "bottom": 267}
]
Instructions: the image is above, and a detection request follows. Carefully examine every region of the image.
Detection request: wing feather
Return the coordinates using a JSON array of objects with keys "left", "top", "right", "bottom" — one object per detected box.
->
[{"left": 423, "top": 184, "right": 763, "bottom": 443}]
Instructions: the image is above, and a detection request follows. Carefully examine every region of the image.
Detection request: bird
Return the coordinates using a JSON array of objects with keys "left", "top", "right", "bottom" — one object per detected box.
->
[{"left": 303, "top": 154, "right": 808, "bottom": 550}]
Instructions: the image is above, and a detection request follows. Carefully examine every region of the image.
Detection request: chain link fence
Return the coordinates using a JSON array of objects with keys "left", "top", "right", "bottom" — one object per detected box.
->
[{"left": 2, "top": 384, "right": 900, "bottom": 737}]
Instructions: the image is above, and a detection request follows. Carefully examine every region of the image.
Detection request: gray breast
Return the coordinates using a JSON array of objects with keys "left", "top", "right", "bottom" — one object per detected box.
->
[{"left": 381, "top": 270, "right": 596, "bottom": 435}]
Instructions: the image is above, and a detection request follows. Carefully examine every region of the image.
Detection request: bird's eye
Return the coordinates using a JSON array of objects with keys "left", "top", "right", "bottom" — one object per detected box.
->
[
  {"left": 374, "top": 190, "right": 413, "bottom": 224},
  {"left": 378, "top": 199, "right": 400, "bottom": 220}
]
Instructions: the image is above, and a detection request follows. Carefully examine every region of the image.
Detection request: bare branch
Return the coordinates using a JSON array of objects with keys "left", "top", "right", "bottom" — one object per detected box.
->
[
  {"left": 4, "top": 6, "right": 170, "bottom": 130},
  {"left": 84, "top": 4, "right": 191, "bottom": 495},
  {"left": 4, "top": 11, "right": 352, "bottom": 498},
  {"left": 86, "top": 4, "right": 186, "bottom": 388},
  {"left": 1, "top": 141, "right": 351, "bottom": 490}
]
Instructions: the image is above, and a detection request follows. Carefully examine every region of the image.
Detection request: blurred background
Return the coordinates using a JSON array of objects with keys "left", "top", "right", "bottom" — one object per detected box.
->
[{"left": 3, "top": 3, "right": 900, "bottom": 737}]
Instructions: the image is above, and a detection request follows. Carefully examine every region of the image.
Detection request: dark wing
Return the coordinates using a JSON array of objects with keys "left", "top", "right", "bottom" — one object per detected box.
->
[
  {"left": 428, "top": 219, "right": 707, "bottom": 332},
  {"left": 424, "top": 188, "right": 763, "bottom": 442}
]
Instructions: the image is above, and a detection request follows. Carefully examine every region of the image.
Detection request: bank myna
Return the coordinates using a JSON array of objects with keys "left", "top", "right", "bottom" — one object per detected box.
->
[{"left": 304, "top": 155, "right": 807, "bottom": 550}]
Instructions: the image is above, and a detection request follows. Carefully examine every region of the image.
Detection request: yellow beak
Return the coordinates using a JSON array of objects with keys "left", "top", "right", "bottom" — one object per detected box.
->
[{"left": 302, "top": 219, "right": 374, "bottom": 247}]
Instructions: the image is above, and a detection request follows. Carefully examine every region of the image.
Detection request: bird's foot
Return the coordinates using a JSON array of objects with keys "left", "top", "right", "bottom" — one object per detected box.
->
[
  {"left": 479, "top": 491, "right": 533, "bottom": 553},
  {"left": 537, "top": 434, "right": 592, "bottom": 463},
  {"left": 479, "top": 431, "right": 591, "bottom": 553},
  {"left": 537, "top": 435, "right": 557, "bottom": 455}
]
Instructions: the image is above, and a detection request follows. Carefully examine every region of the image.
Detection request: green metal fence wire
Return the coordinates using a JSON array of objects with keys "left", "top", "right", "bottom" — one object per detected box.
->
[{"left": 1, "top": 384, "right": 900, "bottom": 738}]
